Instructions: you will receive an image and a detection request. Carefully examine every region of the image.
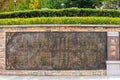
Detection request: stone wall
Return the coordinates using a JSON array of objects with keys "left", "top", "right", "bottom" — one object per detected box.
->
[{"left": 0, "top": 24, "right": 120, "bottom": 76}]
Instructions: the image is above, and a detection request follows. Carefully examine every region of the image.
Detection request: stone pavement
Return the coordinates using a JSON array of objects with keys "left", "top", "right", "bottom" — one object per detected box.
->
[{"left": 0, "top": 75, "right": 120, "bottom": 80}]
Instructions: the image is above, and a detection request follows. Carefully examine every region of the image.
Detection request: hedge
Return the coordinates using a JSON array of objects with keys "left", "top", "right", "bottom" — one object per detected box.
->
[
  {"left": 0, "top": 8, "right": 120, "bottom": 18},
  {"left": 0, "top": 17, "right": 120, "bottom": 25}
]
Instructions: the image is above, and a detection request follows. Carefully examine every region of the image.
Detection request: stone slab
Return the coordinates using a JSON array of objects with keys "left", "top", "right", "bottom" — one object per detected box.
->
[
  {"left": 106, "top": 61, "right": 120, "bottom": 76},
  {"left": 0, "top": 75, "right": 120, "bottom": 80},
  {"left": 107, "top": 32, "right": 119, "bottom": 60}
]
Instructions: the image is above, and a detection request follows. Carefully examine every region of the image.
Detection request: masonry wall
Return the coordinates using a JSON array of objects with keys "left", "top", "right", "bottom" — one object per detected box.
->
[{"left": 0, "top": 25, "right": 120, "bottom": 76}]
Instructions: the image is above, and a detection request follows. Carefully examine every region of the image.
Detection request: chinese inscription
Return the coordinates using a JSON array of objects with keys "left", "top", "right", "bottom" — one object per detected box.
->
[
  {"left": 6, "top": 32, "right": 107, "bottom": 70},
  {"left": 107, "top": 32, "right": 119, "bottom": 60}
]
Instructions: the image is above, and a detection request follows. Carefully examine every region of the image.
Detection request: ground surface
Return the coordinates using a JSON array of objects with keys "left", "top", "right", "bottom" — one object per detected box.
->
[{"left": 0, "top": 75, "right": 120, "bottom": 80}]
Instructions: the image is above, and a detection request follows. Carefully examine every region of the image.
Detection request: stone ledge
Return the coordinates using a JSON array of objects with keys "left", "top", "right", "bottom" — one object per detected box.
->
[
  {"left": 0, "top": 24, "right": 120, "bottom": 28},
  {"left": 106, "top": 61, "right": 120, "bottom": 64},
  {"left": 0, "top": 70, "right": 106, "bottom": 76}
]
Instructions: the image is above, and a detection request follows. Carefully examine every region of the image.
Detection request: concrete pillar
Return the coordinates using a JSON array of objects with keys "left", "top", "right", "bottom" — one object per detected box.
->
[{"left": 107, "top": 32, "right": 120, "bottom": 76}]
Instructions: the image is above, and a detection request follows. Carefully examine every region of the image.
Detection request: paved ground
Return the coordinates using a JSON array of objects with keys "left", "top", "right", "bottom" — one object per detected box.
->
[{"left": 0, "top": 75, "right": 120, "bottom": 80}]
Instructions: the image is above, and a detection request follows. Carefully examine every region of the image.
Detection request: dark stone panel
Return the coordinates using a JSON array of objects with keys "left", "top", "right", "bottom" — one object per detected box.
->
[{"left": 6, "top": 32, "right": 107, "bottom": 70}]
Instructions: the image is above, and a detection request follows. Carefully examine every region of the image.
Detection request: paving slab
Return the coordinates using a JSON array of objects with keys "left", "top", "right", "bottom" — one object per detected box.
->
[{"left": 0, "top": 75, "right": 120, "bottom": 80}]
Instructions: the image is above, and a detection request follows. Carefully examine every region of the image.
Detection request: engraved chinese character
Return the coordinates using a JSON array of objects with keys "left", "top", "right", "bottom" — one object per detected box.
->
[
  {"left": 110, "top": 45, "right": 116, "bottom": 51},
  {"left": 65, "top": 38, "right": 68, "bottom": 50},
  {"left": 57, "top": 38, "right": 60, "bottom": 50},
  {"left": 110, "top": 39, "right": 116, "bottom": 45},
  {"left": 111, "top": 51, "right": 116, "bottom": 56}
]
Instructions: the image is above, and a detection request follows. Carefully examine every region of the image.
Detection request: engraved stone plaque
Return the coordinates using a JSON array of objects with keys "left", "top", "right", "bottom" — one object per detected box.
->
[
  {"left": 6, "top": 32, "right": 107, "bottom": 70},
  {"left": 107, "top": 32, "right": 119, "bottom": 60}
]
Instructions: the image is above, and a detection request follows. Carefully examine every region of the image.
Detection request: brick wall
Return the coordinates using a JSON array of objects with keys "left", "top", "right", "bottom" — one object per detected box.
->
[{"left": 1, "top": 25, "right": 120, "bottom": 76}]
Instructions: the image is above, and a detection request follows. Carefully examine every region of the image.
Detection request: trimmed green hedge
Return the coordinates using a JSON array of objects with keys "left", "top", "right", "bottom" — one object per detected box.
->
[
  {"left": 0, "top": 17, "right": 120, "bottom": 25},
  {"left": 0, "top": 8, "right": 120, "bottom": 18}
]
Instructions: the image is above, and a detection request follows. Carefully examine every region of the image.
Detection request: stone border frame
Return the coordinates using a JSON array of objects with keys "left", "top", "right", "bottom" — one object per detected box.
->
[{"left": 1, "top": 24, "right": 120, "bottom": 76}]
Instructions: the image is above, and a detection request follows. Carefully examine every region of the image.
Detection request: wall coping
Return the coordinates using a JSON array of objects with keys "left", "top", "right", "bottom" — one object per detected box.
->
[
  {"left": 106, "top": 61, "right": 120, "bottom": 64},
  {"left": 0, "top": 24, "right": 120, "bottom": 28}
]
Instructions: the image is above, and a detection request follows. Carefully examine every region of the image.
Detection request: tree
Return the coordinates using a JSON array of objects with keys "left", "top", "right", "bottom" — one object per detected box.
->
[
  {"left": 49, "top": 0, "right": 65, "bottom": 9},
  {"left": 64, "top": 0, "right": 96, "bottom": 8},
  {"left": 38, "top": 0, "right": 50, "bottom": 9},
  {"left": 17, "top": 0, "right": 30, "bottom": 10},
  {"left": 112, "top": 0, "right": 120, "bottom": 9},
  {"left": 95, "top": 0, "right": 120, "bottom": 9}
]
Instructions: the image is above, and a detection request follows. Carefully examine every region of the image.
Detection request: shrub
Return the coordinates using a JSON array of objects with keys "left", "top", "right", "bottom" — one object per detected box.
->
[
  {"left": 0, "top": 8, "right": 120, "bottom": 18},
  {"left": 0, "top": 17, "right": 120, "bottom": 25}
]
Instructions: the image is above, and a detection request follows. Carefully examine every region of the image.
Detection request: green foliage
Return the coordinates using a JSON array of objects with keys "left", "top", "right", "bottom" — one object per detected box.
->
[
  {"left": 17, "top": 0, "right": 30, "bottom": 10},
  {"left": 0, "top": 17, "right": 120, "bottom": 25},
  {"left": 49, "top": 0, "right": 65, "bottom": 9},
  {"left": 39, "top": 0, "right": 50, "bottom": 8},
  {"left": 64, "top": 0, "right": 96, "bottom": 8},
  {"left": 0, "top": 0, "right": 120, "bottom": 12},
  {"left": 0, "top": 8, "right": 120, "bottom": 18}
]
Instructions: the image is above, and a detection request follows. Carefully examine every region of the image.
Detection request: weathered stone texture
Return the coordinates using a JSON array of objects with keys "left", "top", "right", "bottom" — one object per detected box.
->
[{"left": 0, "top": 25, "right": 120, "bottom": 76}]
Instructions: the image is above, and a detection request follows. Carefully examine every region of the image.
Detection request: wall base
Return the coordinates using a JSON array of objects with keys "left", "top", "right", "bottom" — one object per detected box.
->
[{"left": 106, "top": 61, "right": 120, "bottom": 76}]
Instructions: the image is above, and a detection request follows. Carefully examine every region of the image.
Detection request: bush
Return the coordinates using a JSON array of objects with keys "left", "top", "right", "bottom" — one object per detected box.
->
[
  {"left": 0, "top": 17, "right": 120, "bottom": 25},
  {"left": 0, "top": 8, "right": 120, "bottom": 18}
]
